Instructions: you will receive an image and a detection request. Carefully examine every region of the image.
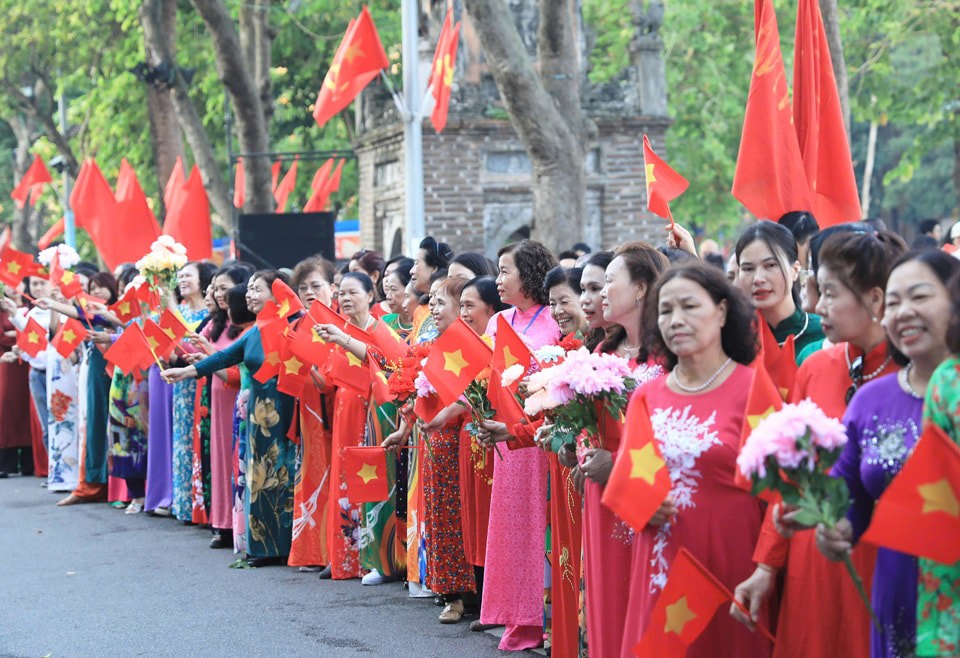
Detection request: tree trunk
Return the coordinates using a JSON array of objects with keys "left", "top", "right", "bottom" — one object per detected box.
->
[
  {"left": 239, "top": 0, "right": 274, "bottom": 122},
  {"left": 7, "top": 115, "right": 44, "bottom": 251},
  {"left": 462, "top": 0, "right": 586, "bottom": 253},
  {"left": 141, "top": 0, "right": 184, "bottom": 218},
  {"left": 191, "top": 0, "right": 274, "bottom": 214},
  {"left": 860, "top": 120, "right": 878, "bottom": 217},
  {"left": 818, "top": 0, "right": 850, "bottom": 136},
  {"left": 140, "top": 0, "right": 233, "bottom": 229},
  {"left": 2, "top": 82, "right": 80, "bottom": 178}
]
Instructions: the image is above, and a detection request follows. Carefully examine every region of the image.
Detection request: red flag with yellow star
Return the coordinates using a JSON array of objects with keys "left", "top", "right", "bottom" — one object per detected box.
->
[
  {"left": 141, "top": 318, "right": 178, "bottom": 360},
  {"left": 313, "top": 8, "right": 389, "bottom": 128},
  {"left": 735, "top": 360, "right": 784, "bottom": 498},
  {"left": 109, "top": 287, "right": 142, "bottom": 324},
  {"left": 158, "top": 308, "right": 191, "bottom": 344},
  {"left": 342, "top": 446, "right": 389, "bottom": 503},
  {"left": 268, "top": 278, "right": 305, "bottom": 321},
  {"left": 757, "top": 313, "right": 798, "bottom": 399},
  {"left": 308, "top": 300, "right": 373, "bottom": 344},
  {"left": 104, "top": 323, "right": 154, "bottom": 375},
  {"left": 16, "top": 317, "right": 48, "bottom": 358},
  {"left": 601, "top": 394, "right": 672, "bottom": 531},
  {"left": 254, "top": 323, "right": 286, "bottom": 384},
  {"left": 0, "top": 245, "right": 41, "bottom": 287},
  {"left": 642, "top": 135, "right": 689, "bottom": 230},
  {"left": 325, "top": 347, "right": 371, "bottom": 394},
  {"left": 365, "top": 319, "right": 409, "bottom": 365},
  {"left": 276, "top": 333, "right": 309, "bottom": 397},
  {"left": 51, "top": 317, "right": 87, "bottom": 359},
  {"left": 491, "top": 313, "right": 533, "bottom": 376},
  {"left": 860, "top": 423, "right": 960, "bottom": 564},
  {"left": 289, "top": 317, "right": 335, "bottom": 367},
  {"left": 48, "top": 250, "right": 84, "bottom": 299},
  {"left": 429, "top": 8, "right": 461, "bottom": 133},
  {"left": 487, "top": 367, "right": 526, "bottom": 427},
  {"left": 632, "top": 547, "right": 734, "bottom": 657},
  {"left": 423, "top": 318, "right": 492, "bottom": 406},
  {"left": 732, "top": 0, "right": 813, "bottom": 221},
  {"left": 369, "top": 358, "right": 395, "bottom": 405}
]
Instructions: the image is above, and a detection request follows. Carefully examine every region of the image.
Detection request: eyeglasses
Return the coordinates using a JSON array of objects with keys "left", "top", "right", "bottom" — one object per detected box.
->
[{"left": 845, "top": 355, "right": 863, "bottom": 405}]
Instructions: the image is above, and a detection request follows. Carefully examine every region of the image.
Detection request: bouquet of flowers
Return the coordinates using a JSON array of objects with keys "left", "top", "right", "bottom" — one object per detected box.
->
[
  {"left": 38, "top": 244, "right": 80, "bottom": 270},
  {"left": 737, "top": 399, "right": 879, "bottom": 628},
  {"left": 136, "top": 236, "right": 188, "bottom": 296},
  {"left": 521, "top": 347, "right": 639, "bottom": 454},
  {"left": 388, "top": 343, "right": 432, "bottom": 410}
]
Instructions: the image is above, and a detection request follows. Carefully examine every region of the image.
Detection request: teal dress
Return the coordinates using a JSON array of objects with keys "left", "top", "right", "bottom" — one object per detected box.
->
[
  {"left": 194, "top": 327, "right": 296, "bottom": 559},
  {"left": 769, "top": 306, "right": 825, "bottom": 365}
]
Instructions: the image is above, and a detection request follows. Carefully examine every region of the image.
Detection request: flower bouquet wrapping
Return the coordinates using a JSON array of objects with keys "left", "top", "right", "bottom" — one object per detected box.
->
[
  {"left": 135, "top": 236, "right": 188, "bottom": 299},
  {"left": 736, "top": 399, "right": 879, "bottom": 629}
]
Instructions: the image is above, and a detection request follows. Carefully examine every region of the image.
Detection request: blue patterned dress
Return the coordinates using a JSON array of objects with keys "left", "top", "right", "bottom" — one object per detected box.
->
[{"left": 171, "top": 305, "right": 208, "bottom": 521}]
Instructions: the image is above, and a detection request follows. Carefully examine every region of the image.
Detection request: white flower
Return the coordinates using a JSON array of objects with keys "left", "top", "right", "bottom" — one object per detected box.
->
[
  {"left": 157, "top": 235, "right": 176, "bottom": 248},
  {"left": 38, "top": 244, "right": 81, "bottom": 269}
]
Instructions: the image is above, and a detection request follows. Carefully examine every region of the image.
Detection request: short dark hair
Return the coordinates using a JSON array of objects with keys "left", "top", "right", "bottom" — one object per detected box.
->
[
  {"left": 543, "top": 266, "right": 583, "bottom": 296},
  {"left": 645, "top": 261, "right": 759, "bottom": 370},
  {"left": 885, "top": 250, "right": 960, "bottom": 365},
  {"left": 778, "top": 211, "right": 820, "bottom": 247},
  {"left": 584, "top": 250, "right": 614, "bottom": 271},
  {"left": 818, "top": 230, "right": 907, "bottom": 297},
  {"left": 498, "top": 239, "right": 558, "bottom": 306},
  {"left": 88, "top": 272, "right": 118, "bottom": 305},
  {"left": 461, "top": 276, "right": 508, "bottom": 315},
  {"left": 251, "top": 269, "right": 291, "bottom": 289},
  {"left": 385, "top": 258, "right": 413, "bottom": 288},
  {"left": 911, "top": 234, "right": 940, "bottom": 252},
  {"left": 341, "top": 271, "right": 375, "bottom": 302},
  {"left": 350, "top": 249, "right": 385, "bottom": 277},
  {"left": 227, "top": 284, "right": 255, "bottom": 333},
  {"left": 450, "top": 252, "right": 495, "bottom": 278},
  {"left": 918, "top": 219, "right": 940, "bottom": 236},
  {"left": 557, "top": 250, "right": 579, "bottom": 262},
  {"left": 572, "top": 242, "right": 592, "bottom": 255},
  {"left": 291, "top": 256, "right": 335, "bottom": 291},
  {"left": 808, "top": 222, "right": 875, "bottom": 273}
]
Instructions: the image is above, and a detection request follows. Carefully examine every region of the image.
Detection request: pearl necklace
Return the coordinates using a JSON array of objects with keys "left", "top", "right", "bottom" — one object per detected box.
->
[
  {"left": 844, "top": 344, "right": 892, "bottom": 383},
  {"left": 672, "top": 357, "right": 733, "bottom": 393},
  {"left": 898, "top": 363, "right": 923, "bottom": 399}
]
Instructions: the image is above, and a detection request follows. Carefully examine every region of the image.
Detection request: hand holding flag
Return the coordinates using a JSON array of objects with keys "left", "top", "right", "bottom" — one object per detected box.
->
[{"left": 642, "top": 135, "right": 689, "bottom": 233}]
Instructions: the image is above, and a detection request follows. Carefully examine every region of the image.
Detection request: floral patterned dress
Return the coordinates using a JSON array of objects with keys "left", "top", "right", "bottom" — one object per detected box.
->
[
  {"left": 171, "top": 305, "right": 208, "bottom": 521},
  {"left": 919, "top": 356, "right": 960, "bottom": 657},
  {"left": 194, "top": 327, "right": 296, "bottom": 560},
  {"left": 46, "top": 349, "right": 80, "bottom": 492},
  {"left": 108, "top": 368, "right": 148, "bottom": 495}
]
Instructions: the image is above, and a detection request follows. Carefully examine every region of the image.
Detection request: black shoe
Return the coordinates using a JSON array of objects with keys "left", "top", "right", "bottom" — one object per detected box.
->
[
  {"left": 245, "top": 555, "right": 287, "bottom": 568},
  {"left": 317, "top": 565, "right": 332, "bottom": 579},
  {"left": 0, "top": 472, "right": 9, "bottom": 479},
  {"left": 209, "top": 530, "right": 233, "bottom": 549}
]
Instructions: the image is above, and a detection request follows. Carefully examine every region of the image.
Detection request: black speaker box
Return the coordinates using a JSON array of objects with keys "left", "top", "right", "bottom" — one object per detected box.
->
[{"left": 236, "top": 212, "right": 336, "bottom": 269}]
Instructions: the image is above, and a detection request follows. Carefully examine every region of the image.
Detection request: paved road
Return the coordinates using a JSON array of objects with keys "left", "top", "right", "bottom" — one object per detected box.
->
[{"left": 0, "top": 477, "right": 523, "bottom": 658}]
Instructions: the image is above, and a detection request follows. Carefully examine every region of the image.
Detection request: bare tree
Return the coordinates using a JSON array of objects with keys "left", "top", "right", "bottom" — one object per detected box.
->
[
  {"left": 461, "top": 0, "right": 588, "bottom": 252},
  {"left": 6, "top": 114, "right": 45, "bottom": 250}
]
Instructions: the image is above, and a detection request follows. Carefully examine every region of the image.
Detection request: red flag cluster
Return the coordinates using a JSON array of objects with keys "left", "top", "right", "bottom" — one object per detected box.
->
[
  {"left": 313, "top": 7, "right": 389, "bottom": 128},
  {"left": 304, "top": 158, "right": 345, "bottom": 213},
  {"left": 732, "top": 0, "right": 860, "bottom": 227}
]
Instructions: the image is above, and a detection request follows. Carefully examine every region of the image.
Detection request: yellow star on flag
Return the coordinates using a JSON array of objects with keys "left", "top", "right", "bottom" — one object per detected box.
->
[
  {"left": 265, "top": 352, "right": 281, "bottom": 367},
  {"left": 630, "top": 443, "right": 665, "bottom": 485},
  {"left": 346, "top": 352, "right": 363, "bottom": 368},
  {"left": 502, "top": 345, "right": 519, "bottom": 369},
  {"left": 918, "top": 479, "right": 959, "bottom": 517},
  {"left": 311, "top": 329, "right": 326, "bottom": 343},
  {"left": 276, "top": 299, "right": 290, "bottom": 318},
  {"left": 324, "top": 64, "right": 341, "bottom": 92},
  {"left": 645, "top": 163, "right": 657, "bottom": 193},
  {"left": 7, "top": 261, "right": 21, "bottom": 274},
  {"left": 62, "top": 271, "right": 75, "bottom": 283},
  {"left": 118, "top": 302, "right": 131, "bottom": 315},
  {"left": 443, "top": 349, "right": 468, "bottom": 377},
  {"left": 442, "top": 54, "right": 455, "bottom": 86},
  {"left": 63, "top": 329, "right": 76, "bottom": 344},
  {"left": 343, "top": 43, "right": 365, "bottom": 64},
  {"left": 283, "top": 355, "right": 304, "bottom": 375},
  {"left": 27, "top": 331, "right": 39, "bottom": 344},
  {"left": 748, "top": 405, "right": 777, "bottom": 430},
  {"left": 664, "top": 596, "right": 697, "bottom": 635},
  {"left": 357, "top": 462, "right": 378, "bottom": 484},
  {"left": 161, "top": 327, "right": 176, "bottom": 340},
  {"left": 146, "top": 335, "right": 160, "bottom": 351}
]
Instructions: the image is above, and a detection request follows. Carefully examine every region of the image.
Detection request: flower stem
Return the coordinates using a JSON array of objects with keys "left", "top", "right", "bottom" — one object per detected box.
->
[{"left": 840, "top": 551, "right": 881, "bottom": 633}]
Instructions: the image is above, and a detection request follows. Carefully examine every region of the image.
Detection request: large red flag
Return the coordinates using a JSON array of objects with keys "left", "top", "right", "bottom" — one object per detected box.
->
[
  {"left": 11, "top": 155, "right": 52, "bottom": 208},
  {"left": 114, "top": 158, "right": 162, "bottom": 262},
  {"left": 429, "top": 9, "right": 461, "bottom": 133},
  {"left": 632, "top": 548, "right": 735, "bottom": 657},
  {"left": 51, "top": 317, "right": 87, "bottom": 358},
  {"left": 313, "top": 8, "right": 389, "bottom": 128},
  {"left": 732, "top": 0, "right": 813, "bottom": 221},
  {"left": 0, "top": 245, "right": 41, "bottom": 287},
  {"left": 162, "top": 165, "right": 212, "bottom": 260},
  {"left": 793, "top": 0, "right": 862, "bottom": 227},
  {"left": 602, "top": 395, "right": 672, "bottom": 531},
  {"left": 16, "top": 317, "right": 48, "bottom": 358},
  {"left": 163, "top": 156, "right": 186, "bottom": 210},
  {"left": 233, "top": 157, "right": 245, "bottom": 209},
  {"left": 274, "top": 158, "right": 299, "bottom": 213},
  {"left": 491, "top": 313, "right": 533, "bottom": 375},
  {"left": 342, "top": 446, "right": 390, "bottom": 503},
  {"left": 70, "top": 160, "right": 125, "bottom": 270},
  {"left": 325, "top": 348, "right": 371, "bottom": 394},
  {"left": 860, "top": 423, "right": 960, "bottom": 564},
  {"left": 423, "top": 318, "right": 493, "bottom": 406},
  {"left": 642, "top": 135, "right": 690, "bottom": 230}
]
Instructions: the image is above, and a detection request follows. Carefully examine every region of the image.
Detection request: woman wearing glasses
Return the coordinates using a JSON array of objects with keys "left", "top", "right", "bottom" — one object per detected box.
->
[{"left": 732, "top": 230, "right": 907, "bottom": 658}]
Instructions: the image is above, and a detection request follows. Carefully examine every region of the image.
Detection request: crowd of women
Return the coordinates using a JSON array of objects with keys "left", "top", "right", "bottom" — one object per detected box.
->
[{"left": 0, "top": 213, "right": 958, "bottom": 658}]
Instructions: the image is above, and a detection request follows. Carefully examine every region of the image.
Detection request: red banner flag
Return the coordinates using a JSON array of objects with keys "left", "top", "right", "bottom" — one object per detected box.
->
[
  {"left": 325, "top": 348, "right": 371, "bottom": 394},
  {"left": 0, "top": 245, "right": 41, "bottom": 287},
  {"left": 158, "top": 308, "right": 192, "bottom": 343},
  {"left": 51, "top": 317, "right": 87, "bottom": 359},
  {"left": 757, "top": 314, "right": 798, "bottom": 399},
  {"left": 602, "top": 395, "right": 672, "bottom": 531},
  {"left": 276, "top": 334, "right": 309, "bottom": 397},
  {"left": 271, "top": 278, "right": 305, "bottom": 320},
  {"left": 48, "top": 250, "right": 84, "bottom": 299},
  {"left": 10, "top": 155, "right": 52, "bottom": 208},
  {"left": 429, "top": 9, "right": 461, "bottom": 133},
  {"left": 642, "top": 134, "right": 690, "bottom": 230},
  {"left": 313, "top": 8, "right": 390, "bottom": 128},
  {"left": 413, "top": 391, "right": 444, "bottom": 423},
  {"left": 163, "top": 165, "right": 212, "bottom": 260},
  {"left": 342, "top": 446, "right": 390, "bottom": 503},
  {"left": 308, "top": 300, "right": 370, "bottom": 343},
  {"left": 104, "top": 323, "right": 153, "bottom": 375},
  {"left": 860, "top": 423, "right": 960, "bottom": 564},
  {"left": 253, "top": 322, "right": 286, "bottom": 383},
  {"left": 71, "top": 159, "right": 127, "bottom": 270},
  {"left": 735, "top": 361, "right": 784, "bottom": 497},
  {"left": 632, "top": 548, "right": 734, "bottom": 657},
  {"left": 792, "top": 0, "right": 861, "bottom": 228},
  {"left": 491, "top": 313, "right": 533, "bottom": 375},
  {"left": 233, "top": 157, "right": 245, "bottom": 209},
  {"left": 163, "top": 156, "right": 186, "bottom": 210},
  {"left": 423, "top": 318, "right": 493, "bottom": 406},
  {"left": 274, "top": 157, "right": 299, "bottom": 212},
  {"left": 16, "top": 317, "right": 48, "bottom": 358},
  {"left": 731, "top": 0, "right": 813, "bottom": 221},
  {"left": 114, "top": 158, "right": 162, "bottom": 262},
  {"left": 487, "top": 367, "right": 526, "bottom": 427}
]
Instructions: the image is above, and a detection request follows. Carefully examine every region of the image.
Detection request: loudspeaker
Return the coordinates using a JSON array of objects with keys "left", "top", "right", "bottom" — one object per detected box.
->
[{"left": 237, "top": 212, "right": 336, "bottom": 270}]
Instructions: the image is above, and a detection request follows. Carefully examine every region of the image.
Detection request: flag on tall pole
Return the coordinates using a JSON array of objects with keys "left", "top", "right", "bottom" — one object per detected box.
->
[
  {"left": 792, "top": 0, "right": 862, "bottom": 227},
  {"left": 313, "top": 7, "right": 390, "bottom": 128},
  {"left": 162, "top": 165, "right": 212, "bottom": 260},
  {"left": 732, "top": 0, "right": 813, "bottom": 221},
  {"left": 274, "top": 157, "right": 299, "bottom": 212},
  {"left": 10, "top": 155, "right": 52, "bottom": 208},
  {"left": 428, "top": 8, "right": 461, "bottom": 133},
  {"left": 642, "top": 135, "right": 690, "bottom": 231}
]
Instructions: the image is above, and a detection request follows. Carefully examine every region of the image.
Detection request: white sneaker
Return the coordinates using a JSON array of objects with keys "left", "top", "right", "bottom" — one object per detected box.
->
[
  {"left": 362, "top": 569, "right": 384, "bottom": 586},
  {"left": 407, "top": 581, "right": 435, "bottom": 598},
  {"left": 125, "top": 501, "right": 143, "bottom": 515}
]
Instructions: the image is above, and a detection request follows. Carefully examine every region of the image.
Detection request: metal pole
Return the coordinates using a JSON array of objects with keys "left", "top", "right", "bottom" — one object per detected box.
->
[
  {"left": 59, "top": 93, "right": 75, "bottom": 249},
  {"left": 401, "top": 0, "right": 426, "bottom": 256}
]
